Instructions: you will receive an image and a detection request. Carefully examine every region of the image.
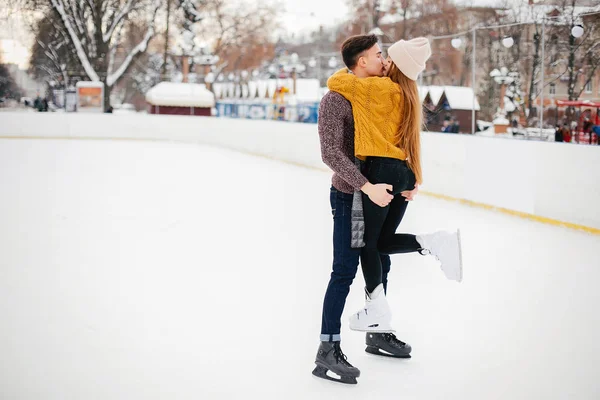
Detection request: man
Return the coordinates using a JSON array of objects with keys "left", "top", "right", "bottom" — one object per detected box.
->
[
  {"left": 312, "top": 34, "right": 415, "bottom": 385},
  {"left": 592, "top": 124, "right": 600, "bottom": 145},
  {"left": 554, "top": 125, "right": 564, "bottom": 142}
]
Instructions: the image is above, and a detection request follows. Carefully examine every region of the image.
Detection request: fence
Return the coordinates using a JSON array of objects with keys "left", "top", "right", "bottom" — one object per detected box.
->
[{"left": 215, "top": 102, "right": 319, "bottom": 124}]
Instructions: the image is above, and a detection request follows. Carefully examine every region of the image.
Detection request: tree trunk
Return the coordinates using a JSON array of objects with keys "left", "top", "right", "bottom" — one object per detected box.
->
[
  {"left": 567, "top": 32, "right": 576, "bottom": 101},
  {"left": 162, "top": 0, "right": 172, "bottom": 79},
  {"left": 527, "top": 30, "right": 540, "bottom": 124},
  {"left": 103, "top": 83, "right": 111, "bottom": 112},
  {"left": 372, "top": 0, "right": 379, "bottom": 30}
]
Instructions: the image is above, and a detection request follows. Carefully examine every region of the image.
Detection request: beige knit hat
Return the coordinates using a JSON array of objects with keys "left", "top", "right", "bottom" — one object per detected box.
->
[{"left": 387, "top": 37, "right": 431, "bottom": 81}]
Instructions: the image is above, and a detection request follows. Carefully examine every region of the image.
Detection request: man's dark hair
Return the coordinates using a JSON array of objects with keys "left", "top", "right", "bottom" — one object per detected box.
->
[{"left": 341, "top": 34, "right": 379, "bottom": 69}]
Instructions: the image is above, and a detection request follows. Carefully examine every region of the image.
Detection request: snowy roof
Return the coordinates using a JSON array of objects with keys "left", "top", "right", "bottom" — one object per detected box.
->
[
  {"left": 440, "top": 86, "right": 481, "bottom": 111},
  {"left": 421, "top": 85, "right": 480, "bottom": 111},
  {"left": 76, "top": 81, "right": 104, "bottom": 88},
  {"left": 426, "top": 86, "right": 445, "bottom": 105},
  {"left": 145, "top": 82, "right": 215, "bottom": 107},
  {"left": 418, "top": 86, "right": 428, "bottom": 102}
]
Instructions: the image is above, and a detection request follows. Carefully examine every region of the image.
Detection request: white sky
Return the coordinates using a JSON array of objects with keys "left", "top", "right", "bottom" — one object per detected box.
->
[
  {"left": 0, "top": 0, "right": 547, "bottom": 69},
  {"left": 279, "top": 0, "right": 530, "bottom": 35},
  {"left": 280, "top": 0, "right": 350, "bottom": 35},
  {"left": 0, "top": 5, "right": 32, "bottom": 68},
  {"left": 0, "top": 121, "right": 599, "bottom": 397},
  {"left": 0, "top": 0, "right": 351, "bottom": 68}
]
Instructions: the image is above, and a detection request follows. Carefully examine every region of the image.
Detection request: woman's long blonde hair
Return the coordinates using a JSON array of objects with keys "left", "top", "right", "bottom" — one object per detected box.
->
[{"left": 387, "top": 61, "right": 423, "bottom": 185}]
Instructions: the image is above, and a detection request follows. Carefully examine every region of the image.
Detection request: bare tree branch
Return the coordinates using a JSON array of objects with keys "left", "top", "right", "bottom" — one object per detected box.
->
[
  {"left": 103, "top": 0, "right": 136, "bottom": 43},
  {"left": 106, "top": 23, "right": 154, "bottom": 86},
  {"left": 50, "top": 0, "right": 100, "bottom": 80}
]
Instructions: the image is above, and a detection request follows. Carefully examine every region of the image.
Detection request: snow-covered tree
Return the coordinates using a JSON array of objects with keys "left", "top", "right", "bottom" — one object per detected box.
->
[
  {"left": 167, "top": 0, "right": 205, "bottom": 64},
  {"left": 504, "top": 72, "right": 526, "bottom": 120},
  {"left": 23, "top": 0, "right": 162, "bottom": 110},
  {"left": 29, "top": 11, "right": 80, "bottom": 89},
  {"left": 184, "top": 0, "right": 280, "bottom": 82},
  {"left": 555, "top": 1, "right": 600, "bottom": 102},
  {"left": 346, "top": 0, "right": 384, "bottom": 35},
  {"left": 501, "top": 4, "right": 545, "bottom": 125}
]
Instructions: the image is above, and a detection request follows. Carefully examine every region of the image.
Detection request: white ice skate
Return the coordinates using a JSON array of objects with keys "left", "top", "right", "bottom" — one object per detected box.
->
[
  {"left": 417, "top": 229, "right": 463, "bottom": 282},
  {"left": 349, "top": 284, "right": 395, "bottom": 333}
]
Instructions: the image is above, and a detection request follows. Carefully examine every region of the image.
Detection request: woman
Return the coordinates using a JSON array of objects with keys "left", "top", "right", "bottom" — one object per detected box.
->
[{"left": 327, "top": 37, "right": 462, "bottom": 333}]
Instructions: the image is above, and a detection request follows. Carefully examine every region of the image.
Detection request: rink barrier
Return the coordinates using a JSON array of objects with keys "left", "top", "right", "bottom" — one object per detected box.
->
[
  {"left": 1, "top": 112, "right": 599, "bottom": 234},
  {"left": 2, "top": 135, "right": 599, "bottom": 236},
  {"left": 421, "top": 192, "right": 600, "bottom": 235}
]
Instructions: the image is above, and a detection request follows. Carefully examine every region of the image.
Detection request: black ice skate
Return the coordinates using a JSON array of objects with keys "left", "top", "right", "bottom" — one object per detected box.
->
[
  {"left": 365, "top": 332, "right": 412, "bottom": 358},
  {"left": 312, "top": 341, "right": 360, "bottom": 384}
]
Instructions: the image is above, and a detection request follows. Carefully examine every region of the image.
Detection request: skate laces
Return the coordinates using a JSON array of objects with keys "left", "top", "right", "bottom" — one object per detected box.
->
[
  {"left": 383, "top": 333, "right": 406, "bottom": 347},
  {"left": 333, "top": 343, "right": 354, "bottom": 367}
]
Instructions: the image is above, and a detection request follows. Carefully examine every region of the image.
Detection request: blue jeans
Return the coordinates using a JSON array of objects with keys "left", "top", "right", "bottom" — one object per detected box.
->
[{"left": 320, "top": 186, "right": 391, "bottom": 342}]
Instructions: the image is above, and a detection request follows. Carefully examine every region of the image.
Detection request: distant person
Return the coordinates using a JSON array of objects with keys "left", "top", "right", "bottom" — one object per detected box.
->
[
  {"left": 554, "top": 125, "right": 564, "bottom": 142},
  {"left": 451, "top": 118, "right": 460, "bottom": 133},
  {"left": 34, "top": 96, "right": 42, "bottom": 111},
  {"left": 570, "top": 120, "right": 578, "bottom": 142},
  {"left": 582, "top": 117, "right": 593, "bottom": 144},
  {"left": 442, "top": 119, "right": 450, "bottom": 132},
  {"left": 592, "top": 124, "right": 600, "bottom": 145},
  {"left": 563, "top": 124, "right": 572, "bottom": 143},
  {"left": 583, "top": 117, "right": 592, "bottom": 133}
]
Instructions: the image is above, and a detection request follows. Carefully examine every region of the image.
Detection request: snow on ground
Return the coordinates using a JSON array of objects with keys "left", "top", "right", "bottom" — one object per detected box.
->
[{"left": 0, "top": 138, "right": 599, "bottom": 399}]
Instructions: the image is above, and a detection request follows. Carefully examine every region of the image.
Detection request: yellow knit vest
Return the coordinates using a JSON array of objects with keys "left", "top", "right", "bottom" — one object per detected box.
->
[{"left": 327, "top": 69, "right": 406, "bottom": 161}]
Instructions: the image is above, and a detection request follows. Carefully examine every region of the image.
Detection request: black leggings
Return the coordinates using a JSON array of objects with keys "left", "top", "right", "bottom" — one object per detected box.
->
[{"left": 361, "top": 157, "right": 421, "bottom": 293}]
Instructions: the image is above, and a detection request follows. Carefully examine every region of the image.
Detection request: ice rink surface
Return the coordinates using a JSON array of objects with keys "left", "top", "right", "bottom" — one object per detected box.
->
[{"left": 1, "top": 138, "right": 599, "bottom": 399}]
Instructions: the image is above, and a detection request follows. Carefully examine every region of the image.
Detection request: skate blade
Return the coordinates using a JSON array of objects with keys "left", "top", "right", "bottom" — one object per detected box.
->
[
  {"left": 312, "top": 365, "right": 358, "bottom": 385},
  {"left": 456, "top": 229, "right": 463, "bottom": 282},
  {"left": 365, "top": 345, "right": 412, "bottom": 359}
]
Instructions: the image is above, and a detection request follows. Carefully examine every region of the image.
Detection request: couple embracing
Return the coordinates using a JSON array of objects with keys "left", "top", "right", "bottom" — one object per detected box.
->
[{"left": 314, "top": 34, "right": 463, "bottom": 384}]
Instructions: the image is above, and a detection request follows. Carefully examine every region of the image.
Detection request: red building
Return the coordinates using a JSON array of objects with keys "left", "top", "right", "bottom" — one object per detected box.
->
[{"left": 146, "top": 82, "right": 215, "bottom": 116}]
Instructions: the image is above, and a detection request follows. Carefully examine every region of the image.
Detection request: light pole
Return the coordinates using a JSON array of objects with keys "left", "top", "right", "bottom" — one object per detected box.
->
[
  {"left": 472, "top": 28, "right": 476, "bottom": 135},
  {"left": 290, "top": 53, "right": 299, "bottom": 95},
  {"left": 429, "top": 31, "right": 478, "bottom": 134},
  {"left": 540, "top": 16, "right": 545, "bottom": 135},
  {"left": 284, "top": 53, "right": 306, "bottom": 95},
  {"left": 452, "top": 30, "right": 515, "bottom": 134},
  {"left": 532, "top": 17, "right": 584, "bottom": 134}
]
